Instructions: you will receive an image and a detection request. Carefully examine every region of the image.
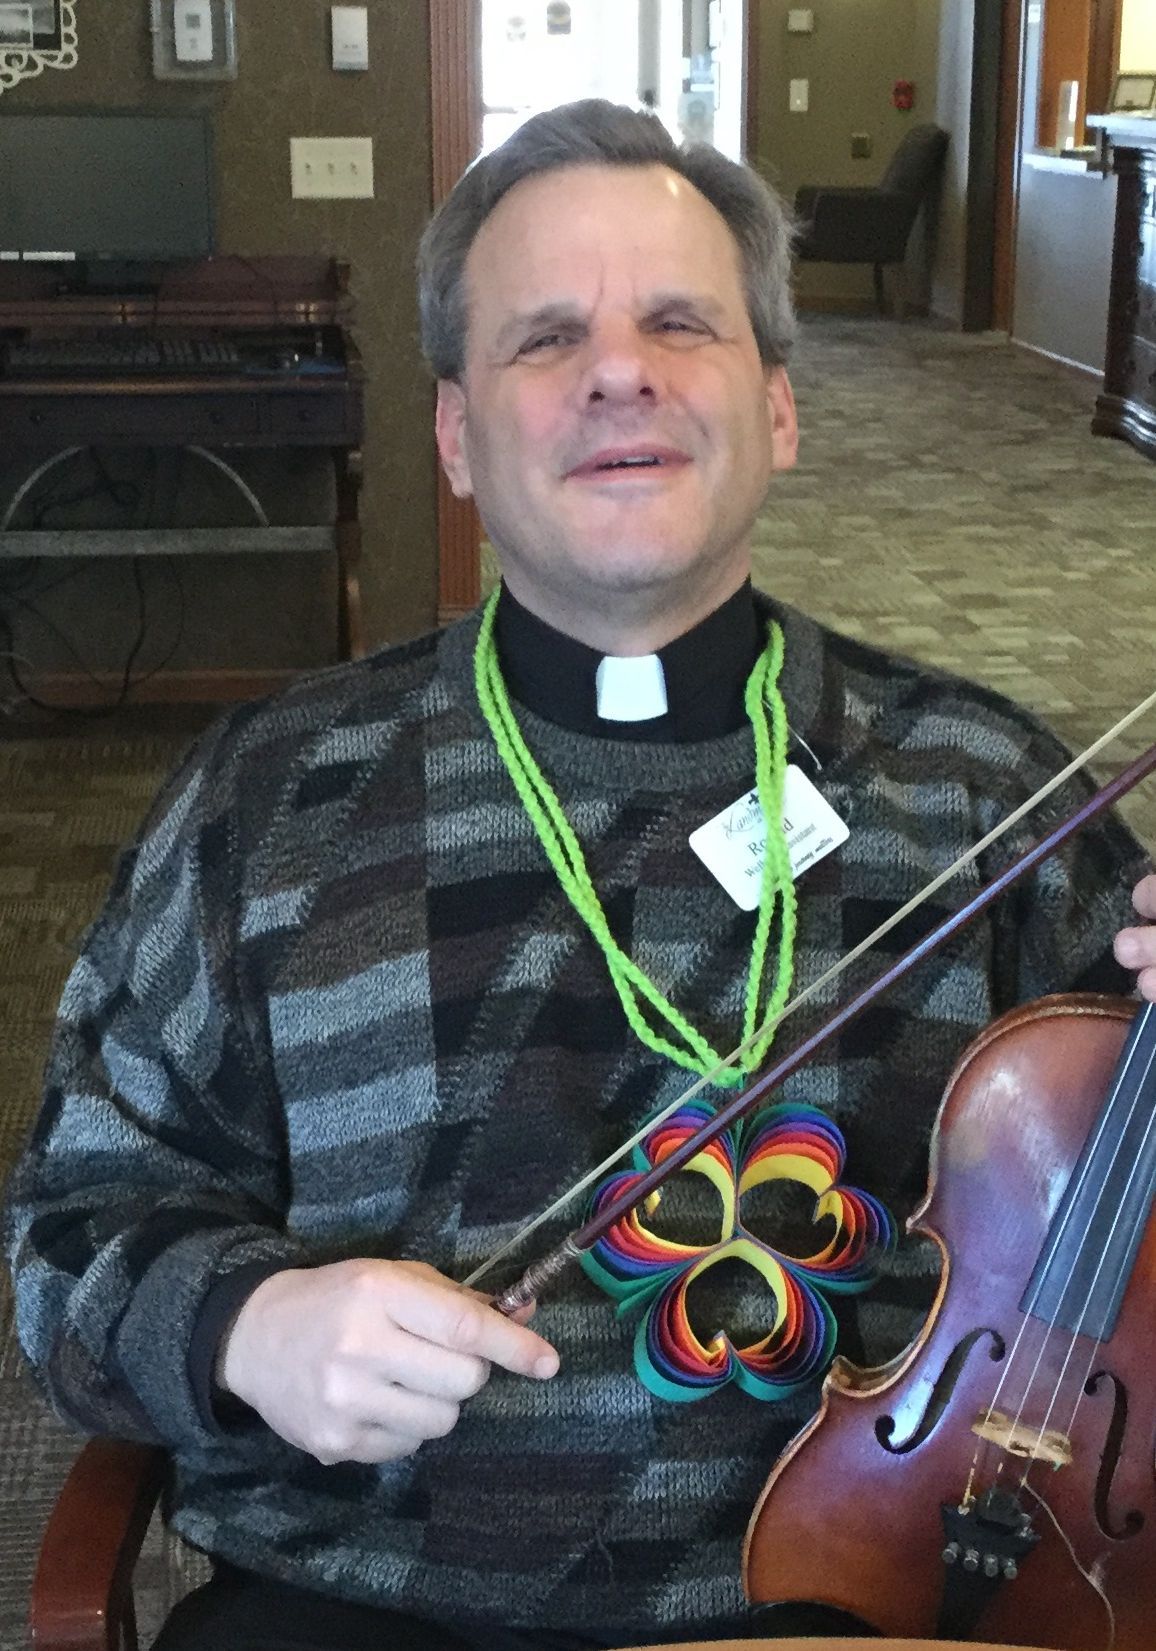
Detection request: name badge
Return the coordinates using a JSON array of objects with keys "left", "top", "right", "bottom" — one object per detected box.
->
[{"left": 689, "top": 765, "right": 849, "bottom": 910}]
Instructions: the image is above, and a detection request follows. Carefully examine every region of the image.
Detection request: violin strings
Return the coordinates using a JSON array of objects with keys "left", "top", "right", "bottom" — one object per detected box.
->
[
  {"left": 464, "top": 690, "right": 1156, "bottom": 1291},
  {"left": 1015, "top": 1015, "right": 1156, "bottom": 1495},
  {"left": 1058, "top": 1018, "right": 1156, "bottom": 1446},
  {"left": 969, "top": 1005, "right": 1156, "bottom": 1545},
  {"left": 971, "top": 1009, "right": 1141, "bottom": 1468},
  {"left": 979, "top": 1061, "right": 1134, "bottom": 1497}
]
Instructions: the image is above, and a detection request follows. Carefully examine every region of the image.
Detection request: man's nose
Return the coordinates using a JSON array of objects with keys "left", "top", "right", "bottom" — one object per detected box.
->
[{"left": 582, "top": 326, "right": 659, "bottom": 406}]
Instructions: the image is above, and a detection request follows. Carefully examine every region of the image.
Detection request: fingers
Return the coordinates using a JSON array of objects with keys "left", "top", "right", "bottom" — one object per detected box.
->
[
  {"left": 1132, "top": 872, "right": 1156, "bottom": 921},
  {"left": 310, "top": 1385, "right": 462, "bottom": 1465},
  {"left": 1114, "top": 930, "right": 1156, "bottom": 1001},
  {"left": 305, "top": 1280, "right": 554, "bottom": 1464},
  {"left": 463, "top": 1284, "right": 537, "bottom": 1325},
  {"left": 387, "top": 1263, "right": 559, "bottom": 1380},
  {"left": 1117, "top": 874, "right": 1156, "bottom": 1005},
  {"left": 373, "top": 1324, "right": 491, "bottom": 1402},
  {"left": 217, "top": 1257, "right": 559, "bottom": 1469},
  {"left": 1114, "top": 925, "right": 1156, "bottom": 974}
]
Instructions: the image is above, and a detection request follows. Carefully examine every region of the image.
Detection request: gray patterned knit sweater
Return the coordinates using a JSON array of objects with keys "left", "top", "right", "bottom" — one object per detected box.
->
[{"left": 5, "top": 596, "right": 1146, "bottom": 1640}]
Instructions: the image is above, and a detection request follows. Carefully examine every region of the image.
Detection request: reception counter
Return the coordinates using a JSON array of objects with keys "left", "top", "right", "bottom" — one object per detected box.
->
[{"left": 1086, "top": 114, "right": 1156, "bottom": 460}]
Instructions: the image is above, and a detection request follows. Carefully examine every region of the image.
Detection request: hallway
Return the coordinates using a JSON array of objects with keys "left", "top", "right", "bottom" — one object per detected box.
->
[{"left": 755, "top": 315, "right": 1155, "bottom": 845}]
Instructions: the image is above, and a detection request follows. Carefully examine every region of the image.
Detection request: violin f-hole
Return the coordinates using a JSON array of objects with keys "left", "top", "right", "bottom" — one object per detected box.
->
[
  {"left": 875, "top": 1327, "right": 1005, "bottom": 1455},
  {"left": 1085, "top": 1369, "right": 1144, "bottom": 1541}
]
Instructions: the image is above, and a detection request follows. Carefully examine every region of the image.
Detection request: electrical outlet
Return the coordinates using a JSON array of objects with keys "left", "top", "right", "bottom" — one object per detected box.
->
[
  {"left": 290, "top": 137, "right": 375, "bottom": 200},
  {"left": 851, "top": 132, "right": 873, "bottom": 158}
]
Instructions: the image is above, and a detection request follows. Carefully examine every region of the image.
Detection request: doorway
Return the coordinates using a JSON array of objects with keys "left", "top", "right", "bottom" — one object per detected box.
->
[
  {"left": 480, "top": 1, "right": 748, "bottom": 163},
  {"left": 429, "top": 0, "right": 752, "bottom": 622}
]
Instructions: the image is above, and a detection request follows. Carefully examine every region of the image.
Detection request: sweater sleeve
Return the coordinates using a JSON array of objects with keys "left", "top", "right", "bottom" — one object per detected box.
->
[{"left": 3, "top": 720, "right": 309, "bottom": 1455}]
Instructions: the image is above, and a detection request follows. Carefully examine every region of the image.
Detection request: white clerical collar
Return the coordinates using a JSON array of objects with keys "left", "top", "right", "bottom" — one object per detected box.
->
[
  {"left": 493, "top": 580, "right": 761, "bottom": 740},
  {"left": 594, "top": 653, "right": 670, "bottom": 722}
]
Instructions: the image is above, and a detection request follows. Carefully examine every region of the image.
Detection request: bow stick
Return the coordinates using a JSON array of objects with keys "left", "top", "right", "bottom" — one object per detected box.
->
[{"left": 464, "top": 691, "right": 1156, "bottom": 1314}]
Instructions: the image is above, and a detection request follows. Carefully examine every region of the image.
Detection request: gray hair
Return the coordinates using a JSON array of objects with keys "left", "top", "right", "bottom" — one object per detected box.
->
[{"left": 417, "top": 99, "right": 795, "bottom": 382}]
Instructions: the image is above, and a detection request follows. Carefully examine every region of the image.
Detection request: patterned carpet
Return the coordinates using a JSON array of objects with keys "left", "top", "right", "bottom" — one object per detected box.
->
[{"left": 2, "top": 315, "right": 1154, "bottom": 1648}]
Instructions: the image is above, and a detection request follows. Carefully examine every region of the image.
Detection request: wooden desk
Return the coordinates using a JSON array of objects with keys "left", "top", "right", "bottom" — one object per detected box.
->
[{"left": 0, "top": 255, "right": 365, "bottom": 700}]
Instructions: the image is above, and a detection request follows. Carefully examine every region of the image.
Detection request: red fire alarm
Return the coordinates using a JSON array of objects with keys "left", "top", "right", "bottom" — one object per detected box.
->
[{"left": 892, "top": 79, "right": 916, "bottom": 111}]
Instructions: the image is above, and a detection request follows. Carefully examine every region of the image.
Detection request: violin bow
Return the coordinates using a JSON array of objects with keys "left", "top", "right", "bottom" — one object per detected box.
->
[{"left": 462, "top": 690, "right": 1156, "bottom": 1313}]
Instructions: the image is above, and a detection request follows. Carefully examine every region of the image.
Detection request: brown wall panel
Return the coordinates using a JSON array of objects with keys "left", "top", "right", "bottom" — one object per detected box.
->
[
  {"left": 429, "top": 0, "right": 482, "bottom": 621},
  {"left": 1037, "top": 0, "right": 1091, "bottom": 144}
]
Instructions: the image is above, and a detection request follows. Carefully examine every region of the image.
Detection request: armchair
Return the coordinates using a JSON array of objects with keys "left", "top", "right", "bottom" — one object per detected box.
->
[
  {"left": 793, "top": 124, "right": 950, "bottom": 314},
  {"left": 30, "top": 1438, "right": 166, "bottom": 1651}
]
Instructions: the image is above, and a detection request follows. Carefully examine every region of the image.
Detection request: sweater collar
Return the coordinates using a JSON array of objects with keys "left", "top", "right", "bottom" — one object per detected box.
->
[{"left": 493, "top": 581, "right": 762, "bottom": 742}]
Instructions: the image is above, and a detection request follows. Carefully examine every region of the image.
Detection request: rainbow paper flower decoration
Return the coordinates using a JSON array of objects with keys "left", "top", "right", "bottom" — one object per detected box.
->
[{"left": 580, "top": 1100, "right": 895, "bottom": 1402}]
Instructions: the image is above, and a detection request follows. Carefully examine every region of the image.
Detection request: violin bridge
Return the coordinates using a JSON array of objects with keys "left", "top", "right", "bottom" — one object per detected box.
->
[{"left": 970, "top": 1409, "right": 1072, "bottom": 1468}]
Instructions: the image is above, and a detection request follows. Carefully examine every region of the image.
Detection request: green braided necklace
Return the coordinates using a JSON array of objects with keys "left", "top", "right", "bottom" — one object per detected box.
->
[{"left": 474, "top": 588, "right": 797, "bottom": 1087}]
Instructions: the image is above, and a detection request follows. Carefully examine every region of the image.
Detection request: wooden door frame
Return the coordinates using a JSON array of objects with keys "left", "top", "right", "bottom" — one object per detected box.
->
[
  {"left": 992, "top": 0, "right": 1026, "bottom": 330},
  {"left": 429, "top": 0, "right": 483, "bottom": 624},
  {"left": 429, "top": 0, "right": 759, "bottom": 623},
  {"left": 963, "top": 0, "right": 1005, "bottom": 330}
]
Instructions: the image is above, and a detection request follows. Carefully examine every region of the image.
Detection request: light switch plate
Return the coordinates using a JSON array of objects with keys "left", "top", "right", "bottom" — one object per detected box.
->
[
  {"left": 787, "top": 9, "right": 814, "bottom": 33},
  {"left": 789, "top": 78, "right": 809, "bottom": 113},
  {"left": 331, "top": 5, "right": 369, "bottom": 71},
  {"left": 174, "top": 0, "right": 214, "bottom": 62},
  {"left": 150, "top": 0, "right": 237, "bottom": 79},
  {"left": 290, "top": 137, "right": 375, "bottom": 199}
]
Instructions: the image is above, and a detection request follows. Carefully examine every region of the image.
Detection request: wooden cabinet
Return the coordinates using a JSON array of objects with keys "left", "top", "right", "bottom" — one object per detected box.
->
[
  {"left": 1089, "top": 116, "right": 1156, "bottom": 460},
  {"left": 0, "top": 255, "right": 366, "bottom": 693}
]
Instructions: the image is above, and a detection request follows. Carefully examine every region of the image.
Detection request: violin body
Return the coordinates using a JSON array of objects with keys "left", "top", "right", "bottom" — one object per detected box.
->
[{"left": 744, "top": 994, "right": 1156, "bottom": 1650}]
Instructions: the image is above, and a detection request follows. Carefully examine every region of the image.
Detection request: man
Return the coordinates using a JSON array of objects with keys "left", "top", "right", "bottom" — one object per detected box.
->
[{"left": 6, "top": 101, "right": 1156, "bottom": 1650}]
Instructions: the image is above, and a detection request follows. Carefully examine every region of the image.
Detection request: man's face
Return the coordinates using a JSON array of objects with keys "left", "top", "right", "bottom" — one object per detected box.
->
[{"left": 436, "top": 162, "right": 798, "bottom": 645}]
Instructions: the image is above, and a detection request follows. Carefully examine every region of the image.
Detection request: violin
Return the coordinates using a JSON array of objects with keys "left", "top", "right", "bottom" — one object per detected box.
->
[{"left": 744, "top": 992, "right": 1156, "bottom": 1650}]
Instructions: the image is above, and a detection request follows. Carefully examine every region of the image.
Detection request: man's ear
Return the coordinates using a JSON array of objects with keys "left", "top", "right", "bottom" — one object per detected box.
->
[
  {"left": 435, "top": 380, "right": 474, "bottom": 500},
  {"left": 765, "top": 366, "right": 799, "bottom": 475}
]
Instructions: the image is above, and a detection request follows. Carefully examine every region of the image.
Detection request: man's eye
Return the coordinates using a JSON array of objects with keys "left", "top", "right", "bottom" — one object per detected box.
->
[
  {"left": 657, "top": 316, "right": 709, "bottom": 337},
  {"left": 519, "top": 332, "right": 568, "bottom": 355}
]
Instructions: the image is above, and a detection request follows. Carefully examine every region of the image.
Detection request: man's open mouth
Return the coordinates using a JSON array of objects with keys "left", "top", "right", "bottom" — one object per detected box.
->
[{"left": 568, "top": 448, "right": 689, "bottom": 477}]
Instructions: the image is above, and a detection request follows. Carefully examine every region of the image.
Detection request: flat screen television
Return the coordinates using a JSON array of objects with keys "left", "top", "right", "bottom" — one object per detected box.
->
[{"left": 0, "top": 110, "right": 214, "bottom": 262}]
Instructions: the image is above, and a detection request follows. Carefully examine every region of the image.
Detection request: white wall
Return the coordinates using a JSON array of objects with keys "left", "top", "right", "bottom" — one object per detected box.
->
[
  {"left": 1120, "top": 0, "right": 1156, "bottom": 73},
  {"left": 1011, "top": 0, "right": 1117, "bottom": 371},
  {"left": 931, "top": 0, "right": 973, "bottom": 323}
]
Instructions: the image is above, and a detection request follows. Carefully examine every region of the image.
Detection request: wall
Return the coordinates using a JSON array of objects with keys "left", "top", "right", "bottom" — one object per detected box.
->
[
  {"left": 930, "top": 0, "right": 971, "bottom": 323},
  {"left": 1011, "top": 0, "right": 1116, "bottom": 371},
  {"left": 1120, "top": 0, "right": 1156, "bottom": 72},
  {"left": 1037, "top": 0, "right": 1091, "bottom": 144},
  {"left": 754, "top": 0, "right": 946, "bottom": 311},
  {"left": 1013, "top": 163, "right": 1115, "bottom": 369},
  {"left": 1, "top": 0, "right": 437, "bottom": 682}
]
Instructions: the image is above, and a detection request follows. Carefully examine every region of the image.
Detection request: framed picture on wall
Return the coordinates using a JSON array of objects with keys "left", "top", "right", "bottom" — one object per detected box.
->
[
  {"left": 0, "top": 1, "right": 63, "bottom": 48},
  {"left": 31, "top": 0, "right": 61, "bottom": 47},
  {"left": 1110, "top": 73, "right": 1156, "bottom": 114},
  {"left": 0, "top": 4, "right": 33, "bottom": 46}
]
